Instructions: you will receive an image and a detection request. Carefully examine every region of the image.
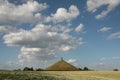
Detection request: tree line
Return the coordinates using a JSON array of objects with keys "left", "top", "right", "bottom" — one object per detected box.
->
[
  {"left": 15, "top": 66, "right": 91, "bottom": 71},
  {"left": 15, "top": 67, "right": 119, "bottom": 71}
]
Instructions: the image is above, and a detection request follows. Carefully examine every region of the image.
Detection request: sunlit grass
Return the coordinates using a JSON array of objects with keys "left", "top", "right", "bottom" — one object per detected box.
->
[
  {"left": 0, "top": 70, "right": 70, "bottom": 80},
  {"left": 44, "top": 71, "right": 120, "bottom": 80},
  {"left": 1, "top": 70, "right": 120, "bottom": 80}
]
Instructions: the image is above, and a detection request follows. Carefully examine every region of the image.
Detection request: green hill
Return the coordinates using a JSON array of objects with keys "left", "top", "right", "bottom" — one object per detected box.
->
[{"left": 45, "top": 58, "right": 78, "bottom": 71}]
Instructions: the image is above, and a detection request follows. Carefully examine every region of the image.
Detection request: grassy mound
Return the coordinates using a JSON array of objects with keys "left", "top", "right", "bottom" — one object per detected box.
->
[{"left": 45, "top": 59, "right": 78, "bottom": 71}]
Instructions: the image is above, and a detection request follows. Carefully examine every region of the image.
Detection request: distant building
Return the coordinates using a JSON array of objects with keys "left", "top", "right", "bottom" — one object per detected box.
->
[{"left": 45, "top": 58, "right": 78, "bottom": 71}]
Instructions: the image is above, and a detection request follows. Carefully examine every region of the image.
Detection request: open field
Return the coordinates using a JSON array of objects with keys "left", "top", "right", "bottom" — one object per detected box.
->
[
  {"left": 0, "top": 70, "right": 69, "bottom": 80},
  {"left": 0, "top": 70, "right": 120, "bottom": 80},
  {"left": 44, "top": 71, "right": 120, "bottom": 80}
]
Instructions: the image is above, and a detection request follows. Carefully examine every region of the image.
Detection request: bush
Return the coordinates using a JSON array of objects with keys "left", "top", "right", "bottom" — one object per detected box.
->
[
  {"left": 113, "top": 69, "right": 119, "bottom": 71},
  {"left": 78, "top": 68, "right": 82, "bottom": 70},
  {"left": 23, "top": 67, "right": 34, "bottom": 71},
  {"left": 83, "top": 67, "right": 89, "bottom": 71},
  {"left": 36, "top": 68, "right": 43, "bottom": 71}
]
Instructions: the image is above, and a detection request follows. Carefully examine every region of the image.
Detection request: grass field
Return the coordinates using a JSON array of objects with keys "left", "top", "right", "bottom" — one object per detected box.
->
[
  {"left": 0, "top": 70, "right": 120, "bottom": 80},
  {"left": 44, "top": 71, "right": 120, "bottom": 80},
  {"left": 0, "top": 70, "right": 69, "bottom": 80}
]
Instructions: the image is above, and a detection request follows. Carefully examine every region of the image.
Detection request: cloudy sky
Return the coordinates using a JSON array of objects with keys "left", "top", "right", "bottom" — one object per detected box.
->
[{"left": 0, "top": 0, "right": 120, "bottom": 70}]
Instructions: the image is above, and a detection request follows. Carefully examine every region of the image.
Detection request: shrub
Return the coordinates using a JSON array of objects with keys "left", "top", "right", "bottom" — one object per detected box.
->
[
  {"left": 113, "top": 69, "right": 119, "bottom": 71},
  {"left": 78, "top": 68, "right": 82, "bottom": 70},
  {"left": 23, "top": 67, "right": 34, "bottom": 71},
  {"left": 36, "top": 68, "right": 43, "bottom": 71},
  {"left": 83, "top": 67, "right": 89, "bottom": 71}
]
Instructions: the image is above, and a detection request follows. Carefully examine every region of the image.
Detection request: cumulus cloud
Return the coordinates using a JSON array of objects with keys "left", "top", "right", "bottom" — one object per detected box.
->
[
  {"left": 0, "top": 25, "right": 16, "bottom": 33},
  {"left": 3, "top": 24, "right": 80, "bottom": 48},
  {"left": 0, "top": 0, "right": 83, "bottom": 68},
  {"left": 67, "top": 59, "right": 78, "bottom": 66},
  {"left": 3, "top": 23, "right": 83, "bottom": 64},
  {"left": 87, "top": 0, "right": 120, "bottom": 19},
  {"left": 108, "top": 32, "right": 120, "bottom": 39},
  {"left": 0, "top": 0, "right": 48, "bottom": 25},
  {"left": 98, "top": 27, "right": 112, "bottom": 32},
  {"left": 46, "top": 5, "right": 80, "bottom": 23},
  {"left": 67, "top": 59, "right": 77, "bottom": 63},
  {"left": 100, "top": 57, "right": 106, "bottom": 61},
  {"left": 89, "top": 56, "right": 120, "bottom": 70},
  {"left": 111, "top": 57, "right": 120, "bottom": 60},
  {"left": 75, "top": 23, "right": 84, "bottom": 33},
  {"left": 18, "top": 47, "right": 57, "bottom": 65}
]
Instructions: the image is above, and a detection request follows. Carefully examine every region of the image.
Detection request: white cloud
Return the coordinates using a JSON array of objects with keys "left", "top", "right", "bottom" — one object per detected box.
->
[
  {"left": 98, "top": 27, "right": 112, "bottom": 32},
  {"left": 0, "top": 0, "right": 48, "bottom": 25},
  {"left": 112, "top": 57, "right": 120, "bottom": 60},
  {"left": 87, "top": 0, "right": 120, "bottom": 19},
  {"left": 67, "top": 59, "right": 77, "bottom": 63},
  {"left": 75, "top": 23, "right": 84, "bottom": 33},
  {"left": 3, "top": 23, "right": 83, "bottom": 64},
  {"left": 100, "top": 57, "right": 106, "bottom": 61},
  {"left": 0, "top": 1, "right": 82, "bottom": 68},
  {"left": 89, "top": 56, "right": 120, "bottom": 70},
  {"left": 67, "top": 59, "right": 78, "bottom": 66},
  {"left": 100, "top": 56, "right": 120, "bottom": 61},
  {"left": 108, "top": 32, "right": 120, "bottom": 39},
  {"left": 46, "top": 5, "right": 80, "bottom": 23},
  {"left": 0, "top": 25, "right": 16, "bottom": 33},
  {"left": 0, "top": 1, "right": 79, "bottom": 27},
  {"left": 18, "top": 47, "right": 57, "bottom": 65}
]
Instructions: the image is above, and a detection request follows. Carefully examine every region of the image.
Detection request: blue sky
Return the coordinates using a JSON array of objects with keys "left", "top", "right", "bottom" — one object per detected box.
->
[{"left": 0, "top": 0, "right": 120, "bottom": 70}]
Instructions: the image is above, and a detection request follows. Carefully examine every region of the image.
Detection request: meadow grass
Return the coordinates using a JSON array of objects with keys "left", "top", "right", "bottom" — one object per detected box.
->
[
  {"left": 44, "top": 71, "right": 120, "bottom": 80},
  {"left": 0, "top": 70, "right": 70, "bottom": 80},
  {"left": 0, "top": 70, "right": 120, "bottom": 80}
]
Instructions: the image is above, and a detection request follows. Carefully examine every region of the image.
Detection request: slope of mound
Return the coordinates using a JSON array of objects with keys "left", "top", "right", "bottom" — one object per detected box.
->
[{"left": 45, "top": 59, "right": 78, "bottom": 71}]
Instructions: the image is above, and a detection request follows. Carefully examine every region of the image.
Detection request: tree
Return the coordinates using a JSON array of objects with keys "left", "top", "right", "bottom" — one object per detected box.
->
[
  {"left": 78, "top": 68, "right": 82, "bottom": 71},
  {"left": 36, "top": 68, "right": 43, "bottom": 71},
  {"left": 113, "top": 69, "right": 119, "bottom": 71},
  {"left": 23, "top": 67, "right": 34, "bottom": 71},
  {"left": 14, "top": 69, "right": 21, "bottom": 71},
  {"left": 83, "top": 67, "right": 89, "bottom": 71}
]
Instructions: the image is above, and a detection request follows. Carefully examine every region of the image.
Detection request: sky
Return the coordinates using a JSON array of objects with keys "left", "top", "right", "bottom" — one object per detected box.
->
[{"left": 0, "top": 0, "right": 120, "bottom": 70}]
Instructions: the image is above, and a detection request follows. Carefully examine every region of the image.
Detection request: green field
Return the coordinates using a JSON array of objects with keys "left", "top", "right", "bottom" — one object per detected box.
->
[
  {"left": 0, "top": 70, "right": 120, "bottom": 80},
  {"left": 0, "top": 70, "right": 69, "bottom": 80}
]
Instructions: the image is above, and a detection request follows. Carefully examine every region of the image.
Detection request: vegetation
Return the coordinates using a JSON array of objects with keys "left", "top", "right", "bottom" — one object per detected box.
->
[
  {"left": 36, "top": 68, "right": 43, "bottom": 71},
  {"left": 83, "top": 67, "right": 89, "bottom": 71},
  {"left": 78, "top": 68, "right": 82, "bottom": 70},
  {"left": 78, "top": 67, "right": 91, "bottom": 71},
  {"left": 23, "top": 67, "right": 34, "bottom": 71},
  {"left": 113, "top": 69, "right": 119, "bottom": 71},
  {"left": 45, "top": 59, "right": 78, "bottom": 71},
  {"left": 45, "top": 71, "right": 120, "bottom": 80},
  {"left": 0, "top": 70, "right": 120, "bottom": 80},
  {"left": 0, "top": 70, "right": 70, "bottom": 80}
]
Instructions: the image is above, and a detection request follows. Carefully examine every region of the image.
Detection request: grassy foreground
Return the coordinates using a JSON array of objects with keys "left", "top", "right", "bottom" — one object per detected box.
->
[
  {"left": 0, "top": 70, "right": 120, "bottom": 80},
  {"left": 44, "top": 71, "right": 120, "bottom": 80},
  {"left": 0, "top": 70, "right": 69, "bottom": 80}
]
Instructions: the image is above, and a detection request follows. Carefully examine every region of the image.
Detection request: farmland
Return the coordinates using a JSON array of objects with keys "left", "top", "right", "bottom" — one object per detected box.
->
[
  {"left": 44, "top": 71, "right": 120, "bottom": 80},
  {"left": 0, "top": 70, "right": 120, "bottom": 80}
]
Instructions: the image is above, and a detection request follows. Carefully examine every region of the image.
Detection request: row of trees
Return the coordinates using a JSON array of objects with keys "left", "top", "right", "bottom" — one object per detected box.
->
[
  {"left": 78, "top": 67, "right": 119, "bottom": 71},
  {"left": 15, "top": 67, "right": 119, "bottom": 71},
  {"left": 23, "top": 67, "right": 91, "bottom": 71},
  {"left": 15, "top": 67, "right": 90, "bottom": 71},
  {"left": 15, "top": 67, "right": 43, "bottom": 71},
  {"left": 78, "top": 67, "right": 91, "bottom": 71},
  {"left": 23, "top": 67, "right": 43, "bottom": 71}
]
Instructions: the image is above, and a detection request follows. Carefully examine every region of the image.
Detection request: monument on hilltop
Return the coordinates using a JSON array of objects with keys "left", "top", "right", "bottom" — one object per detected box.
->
[{"left": 45, "top": 58, "right": 78, "bottom": 71}]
